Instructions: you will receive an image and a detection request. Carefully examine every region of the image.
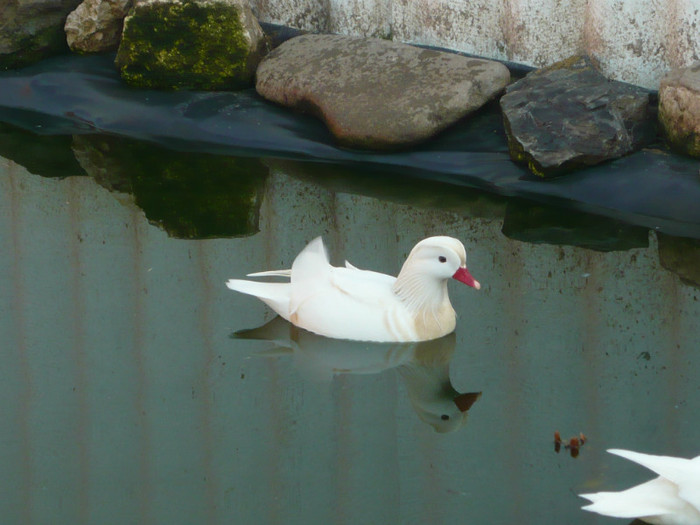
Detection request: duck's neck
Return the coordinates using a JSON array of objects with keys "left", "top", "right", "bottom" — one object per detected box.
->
[{"left": 393, "top": 273, "right": 454, "bottom": 317}]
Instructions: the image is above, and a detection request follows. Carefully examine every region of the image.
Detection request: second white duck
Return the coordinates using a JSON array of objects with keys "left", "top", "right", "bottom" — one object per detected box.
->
[
  {"left": 226, "top": 236, "right": 480, "bottom": 342},
  {"left": 580, "top": 449, "right": 700, "bottom": 525}
]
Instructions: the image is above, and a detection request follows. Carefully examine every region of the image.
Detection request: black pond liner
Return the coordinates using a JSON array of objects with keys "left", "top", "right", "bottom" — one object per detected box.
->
[{"left": 0, "top": 52, "right": 699, "bottom": 240}]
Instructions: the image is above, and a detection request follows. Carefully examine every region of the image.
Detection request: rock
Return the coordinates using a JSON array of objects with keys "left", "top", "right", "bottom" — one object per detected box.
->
[
  {"left": 500, "top": 56, "right": 656, "bottom": 178},
  {"left": 115, "top": 0, "right": 267, "bottom": 90},
  {"left": 659, "top": 63, "right": 700, "bottom": 157},
  {"left": 258, "top": 22, "right": 306, "bottom": 50},
  {"left": 72, "top": 134, "right": 268, "bottom": 238},
  {"left": 65, "top": 0, "right": 133, "bottom": 53},
  {"left": 255, "top": 34, "right": 510, "bottom": 150},
  {"left": 0, "top": 0, "right": 82, "bottom": 69}
]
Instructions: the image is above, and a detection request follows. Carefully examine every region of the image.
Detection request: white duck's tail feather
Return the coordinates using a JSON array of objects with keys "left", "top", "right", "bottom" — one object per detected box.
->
[
  {"left": 247, "top": 269, "right": 292, "bottom": 278},
  {"left": 580, "top": 477, "right": 683, "bottom": 519},
  {"left": 607, "top": 449, "right": 700, "bottom": 510},
  {"left": 225, "top": 279, "right": 291, "bottom": 320}
]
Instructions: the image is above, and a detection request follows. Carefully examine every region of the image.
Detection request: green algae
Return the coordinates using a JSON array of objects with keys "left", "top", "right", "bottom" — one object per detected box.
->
[{"left": 115, "top": 0, "right": 262, "bottom": 90}]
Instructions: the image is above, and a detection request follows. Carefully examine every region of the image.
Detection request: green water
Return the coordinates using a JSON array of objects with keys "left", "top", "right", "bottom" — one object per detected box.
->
[{"left": 1, "top": 128, "right": 698, "bottom": 524}]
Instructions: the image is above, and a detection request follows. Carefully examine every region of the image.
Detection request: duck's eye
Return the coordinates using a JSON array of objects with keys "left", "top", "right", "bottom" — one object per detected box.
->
[
  {"left": 438, "top": 256, "right": 447, "bottom": 263},
  {"left": 441, "top": 414, "right": 450, "bottom": 421}
]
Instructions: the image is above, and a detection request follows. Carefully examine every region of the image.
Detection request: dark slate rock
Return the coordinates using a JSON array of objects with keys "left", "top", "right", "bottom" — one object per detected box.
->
[
  {"left": 500, "top": 55, "right": 657, "bottom": 178},
  {"left": 256, "top": 34, "right": 510, "bottom": 150},
  {"left": 258, "top": 22, "right": 307, "bottom": 49}
]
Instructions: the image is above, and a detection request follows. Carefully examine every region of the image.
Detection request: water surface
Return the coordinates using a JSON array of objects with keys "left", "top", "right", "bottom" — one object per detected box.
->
[{"left": 1, "top": 131, "right": 698, "bottom": 524}]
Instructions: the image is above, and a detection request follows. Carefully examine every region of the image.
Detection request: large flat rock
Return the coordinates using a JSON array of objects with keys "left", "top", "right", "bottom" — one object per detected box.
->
[{"left": 255, "top": 34, "right": 510, "bottom": 150}]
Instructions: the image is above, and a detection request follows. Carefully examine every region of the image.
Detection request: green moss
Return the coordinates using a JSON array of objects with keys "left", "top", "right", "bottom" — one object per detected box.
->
[
  {"left": 527, "top": 160, "right": 545, "bottom": 178},
  {"left": 115, "top": 0, "right": 259, "bottom": 90}
]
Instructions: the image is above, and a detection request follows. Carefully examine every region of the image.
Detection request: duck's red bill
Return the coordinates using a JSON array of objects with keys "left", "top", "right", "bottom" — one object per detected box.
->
[
  {"left": 453, "top": 392, "right": 482, "bottom": 412},
  {"left": 452, "top": 266, "right": 481, "bottom": 290}
]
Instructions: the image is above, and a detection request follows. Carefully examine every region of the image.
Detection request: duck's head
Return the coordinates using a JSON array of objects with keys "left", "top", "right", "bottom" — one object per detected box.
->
[{"left": 400, "top": 236, "right": 481, "bottom": 290}]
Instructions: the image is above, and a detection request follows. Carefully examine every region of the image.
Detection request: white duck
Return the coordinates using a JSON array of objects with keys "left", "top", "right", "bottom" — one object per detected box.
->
[
  {"left": 226, "top": 236, "right": 480, "bottom": 342},
  {"left": 580, "top": 449, "right": 700, "bottom": 525}
]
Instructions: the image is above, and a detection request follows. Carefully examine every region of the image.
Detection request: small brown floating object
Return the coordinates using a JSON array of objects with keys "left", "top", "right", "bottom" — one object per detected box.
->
[{"left": 554, "top": 430, "right": 587, "bottom": 457}]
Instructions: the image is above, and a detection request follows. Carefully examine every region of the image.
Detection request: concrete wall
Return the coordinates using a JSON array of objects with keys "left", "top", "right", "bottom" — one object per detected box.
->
[{"left": 250, "top": 0, "right": 700, "bottom": 90}]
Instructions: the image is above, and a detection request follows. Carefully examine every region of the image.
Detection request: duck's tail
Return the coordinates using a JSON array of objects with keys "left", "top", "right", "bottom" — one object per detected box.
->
[
  {"left": 225, "top": 279, "right": 291, "bottom": 320},
  {"left": 580, "top": 448, "right": 700, "bottom": 520},
  {"left": 246, "top": 269, "right": 292, "bottom": 278},
  {"left": 607, "top": 449, "right": 700, "bottom": 511}
]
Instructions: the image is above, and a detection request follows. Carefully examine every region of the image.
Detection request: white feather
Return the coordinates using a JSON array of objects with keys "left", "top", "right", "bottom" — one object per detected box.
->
[{"left": 580, "top": 449, "right": 700, "bottom": 525}]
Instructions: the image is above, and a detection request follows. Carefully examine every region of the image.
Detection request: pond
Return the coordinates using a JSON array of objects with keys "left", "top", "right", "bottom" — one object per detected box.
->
[{"left": 1, "top": 126, "right": 699, "bottom": 524}]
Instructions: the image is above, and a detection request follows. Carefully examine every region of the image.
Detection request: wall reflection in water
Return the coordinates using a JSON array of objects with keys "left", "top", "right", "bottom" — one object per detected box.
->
[{"left": 1, "top": 123, "right": 700, "bottom": 524}]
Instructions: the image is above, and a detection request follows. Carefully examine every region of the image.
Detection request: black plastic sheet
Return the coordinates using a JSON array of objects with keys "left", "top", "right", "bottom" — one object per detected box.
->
[{"left": 1, "top": 53, "right": 699, "bottom": 239}]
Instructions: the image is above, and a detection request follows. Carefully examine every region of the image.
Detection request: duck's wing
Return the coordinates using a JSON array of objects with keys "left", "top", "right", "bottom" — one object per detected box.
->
[
  {"left": 289, "top": 238, "right": 394, "bottom": 307},
  {"left": 289, "top": 237, "right": 333, "bottom": 315},
  {"left": 285, "top": 238, "right": 417, "bottom": 341},
  {"left": 580, "top": 477, "right": 689, "bottom": 520},
  {"left": 331, "top": 266, "right": 397, "bottom": 303},
  {"left": 608, "top": 449, "right": 700, "bottom": 511}
]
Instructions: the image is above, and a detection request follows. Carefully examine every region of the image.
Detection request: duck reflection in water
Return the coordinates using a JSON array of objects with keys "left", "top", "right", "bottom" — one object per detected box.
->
[{"left": 233, "top": 316, "right": 481, "bottom": 433}]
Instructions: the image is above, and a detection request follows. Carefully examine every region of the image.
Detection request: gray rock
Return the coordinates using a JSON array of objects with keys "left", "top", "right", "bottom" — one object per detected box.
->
[
  {"left": 255, "top": 34, "right": 510, "bottom": 150},
  {"left": 115, "top": 0, "right": 267, "bottom": 90},
  {"left": 659, "top": 63, "right": 700, "bottom": 157},
  {"left": 500, "top": 56, "right": 656, "bottom": 178},
  {"left": 65, "top": 0, "right": 133, "bottom": 53},
  {"left": 0, "top": 0, "right": 82, "bottom": 69}
]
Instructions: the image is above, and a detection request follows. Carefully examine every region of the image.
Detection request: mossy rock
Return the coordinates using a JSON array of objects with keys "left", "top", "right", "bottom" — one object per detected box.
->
[{"left": 115, "top": 0, "right": 266, "bottom": 90}]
